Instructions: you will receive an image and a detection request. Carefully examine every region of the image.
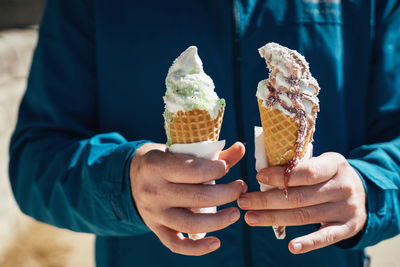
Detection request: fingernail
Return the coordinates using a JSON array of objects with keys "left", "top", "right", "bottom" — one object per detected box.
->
[
  {"left": 246, "top": 213, "right": 258, "bottom": 224},
  {"left": 239, "top": 197, "right": 250, "bottom": 208},
  {"left": 230, "top": 210, "right": 240, "bottom": 222},
  {"left": 257, "top": 172, "right": 268, "bottom": 183},
  {"left": 293, "top": 243, "right": 302, "bottom": 252},
  {"left": 241, "top": 182, "right": 248, "bottom": 193},
  {"left": 209, "top": 240, "right": 219, "bottom": 250},
  {"left": 221, "top": 160, "right": 229, "bottom": 172}
]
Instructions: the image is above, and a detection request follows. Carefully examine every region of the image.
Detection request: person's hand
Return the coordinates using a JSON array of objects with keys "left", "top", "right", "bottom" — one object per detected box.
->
[
  {"left": 238, "top": 152, "right": 367, "bottom": 254},
  {"left": 130, "top": 142, "right": 247, "bottom": 256}
]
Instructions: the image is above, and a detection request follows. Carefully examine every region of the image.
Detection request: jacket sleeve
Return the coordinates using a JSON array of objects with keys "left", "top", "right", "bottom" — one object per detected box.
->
[
  {"left": 9, "top": 0, "right": 151, "bottom": 236},
  {"left": 344, "top": 0, "right": 400, "bottom": 249}
]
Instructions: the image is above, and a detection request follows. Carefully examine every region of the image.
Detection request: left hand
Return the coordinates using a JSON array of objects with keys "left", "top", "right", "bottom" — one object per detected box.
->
[{"left": 238, "top": 152, "right": 367, "bottom": 254}]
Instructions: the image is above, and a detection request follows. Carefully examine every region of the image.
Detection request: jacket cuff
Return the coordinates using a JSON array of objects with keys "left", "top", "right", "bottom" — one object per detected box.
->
[
  {"left": 123, "top": 141, "right": 152, "bottom": 233},
  {"left": 99, "top": 139, "right": 152, "bottom": 235}
]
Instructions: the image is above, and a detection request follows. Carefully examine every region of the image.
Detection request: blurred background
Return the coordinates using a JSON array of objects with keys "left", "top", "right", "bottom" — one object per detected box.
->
[
  {"left": 0, "top": 1, "right": 399, "bottom": 267},
  {"left": 0, "top": 1, "right": 94, "bottom": 266}
]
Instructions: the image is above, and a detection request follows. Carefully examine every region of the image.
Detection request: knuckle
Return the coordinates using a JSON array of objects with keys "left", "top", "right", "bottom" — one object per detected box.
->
[
  {"left": 226, "top": 184, "right": 242, "bottom": 203},
  {"left": 335, "top": 153, "right": 347, "bottom": 164},
  {"left": 345, "top": 221, "right": 358, "bottom": 234},
  {"left": 232, "top": 182, "right": 244, "bottom": 196},
  {"left": 325, "top": 230, "right": 340, "bottom": 244},
  {"left": 137, "top": 183, "right": 159, "bottom": 206},
  {"left": 180, "top": 214, "right": 196, "bottom": 233},
  {"left": 215, "top": 162, "right": 227, "bottom": 178},
  {"left": 335, "top": 154, "right": 348, "bottom": 171},
  {"left": 185, "top": 157, "right": 202, "bottom": 170},
  {"left": 141, "top": 151, "right": 161, "bottom": 173},
  {"left": 325, "top": 152, "right": 345, "bottom": 163},
  {"left": 201, "top": 160, "right": 225, "bottom": 179},
  {"left": 303, "top": 164, "right": 319, "bottom": 183},
  {"left": 142, "top": 205, "right": 154, "bottom": 216},
  {"left": 340, "top": 183, "right": 354, "bottom": 197},
  {"left": 348, "top": 199, "right": 358, "bottom": 211},
  {"left": 345, "top": 200, "right": 358, "bottom": 217},
  {"left": 268, "top": 213, "right": 277, "bottom": 226},
  {"left": 262, "top": 196, "right": 269, "bottom": 209},
  {"left": 291, "top": 190, "right": 306, "bottom": 206},
  {"left": 192, "top": 190, "right": 211, "bottom": 206},
  {"left": 185, "top": 159, "right": 207, "bottom": 179},
  {"left": 133, "top": 190, "right": 146, "bottom": 206},
  {"left": 296, "top": 208, "right": 312, "bottom": 224},
  {"left": 311, "top": 237, "right": 318, "bottom": 249},
  {"left": 142, "top": 183, "right": 159, "bottom": 197}
]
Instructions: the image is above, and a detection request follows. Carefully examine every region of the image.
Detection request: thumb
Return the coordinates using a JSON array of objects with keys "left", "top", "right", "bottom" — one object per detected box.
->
[{"left": 219, "top": 142, "right": 245, "bottom": 169}]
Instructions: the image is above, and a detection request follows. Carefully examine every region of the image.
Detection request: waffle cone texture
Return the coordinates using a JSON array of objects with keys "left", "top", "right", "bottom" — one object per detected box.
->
[
  {"left": 258, "top": 98, "right": 313, "bottom": 166},
  {"left": 166, "top": 108, "right": 224, "bottom": 144}
]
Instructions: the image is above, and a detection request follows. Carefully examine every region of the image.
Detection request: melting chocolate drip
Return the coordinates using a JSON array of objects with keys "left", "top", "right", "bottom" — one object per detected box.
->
[
  {"left": 275, "top": 225, "right": 286, "bottom": 238},
  {"left": 264, "top": 80, "right": 311, "bottom": 197}
]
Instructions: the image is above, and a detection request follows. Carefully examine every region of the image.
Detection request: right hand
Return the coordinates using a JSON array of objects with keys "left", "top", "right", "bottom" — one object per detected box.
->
[{"left": 130, "top": 142, "right": 247, "bottom": 256}]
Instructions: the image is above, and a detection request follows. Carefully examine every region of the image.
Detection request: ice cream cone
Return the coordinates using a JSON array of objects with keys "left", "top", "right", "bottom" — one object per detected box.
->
[
  {"left": 257, "top": 98, "right": 313, "bottom": 166},
  {"left": 165, "top": 107, "right": 224, "bottom": 240},
  {"left": 167, "top": 108, "right": 224, "bottom": 144},
  {"left": 256, "top": 43, "right": 320, "bottom": 239},
  {"left": 258, "top": 98, "right": 315, "bottom": 239},
  {"left": 163, "top": 46, "right": 226, "bottom": 240}
]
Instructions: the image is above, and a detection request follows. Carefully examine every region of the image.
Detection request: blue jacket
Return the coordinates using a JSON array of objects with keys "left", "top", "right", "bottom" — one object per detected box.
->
[{"left": 9, "top": 0, "right": 400, "bottom": 266}]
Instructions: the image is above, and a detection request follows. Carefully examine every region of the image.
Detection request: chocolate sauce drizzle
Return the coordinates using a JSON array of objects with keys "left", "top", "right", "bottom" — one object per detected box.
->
[
  {"left": 265, "top": 80, "right": 312, "bottom": 197},
  {"left": 260, "top": 43, "right": 320, "bottom": 198}
]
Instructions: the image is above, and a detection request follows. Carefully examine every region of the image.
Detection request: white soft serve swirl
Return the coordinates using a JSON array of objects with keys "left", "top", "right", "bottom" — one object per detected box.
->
[{"left": 164, "top": 46, "right": 223, "bottom": 120}]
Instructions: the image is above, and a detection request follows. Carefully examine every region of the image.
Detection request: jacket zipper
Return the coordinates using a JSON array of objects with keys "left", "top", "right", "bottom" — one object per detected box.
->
[{"left": 231, "top": 1, "right": 252, "bottom": 267}]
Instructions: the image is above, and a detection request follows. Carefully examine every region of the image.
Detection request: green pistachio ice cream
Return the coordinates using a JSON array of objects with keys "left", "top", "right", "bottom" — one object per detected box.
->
[{"left": 163, "top": 46, "right": 225, "bottom": 145}]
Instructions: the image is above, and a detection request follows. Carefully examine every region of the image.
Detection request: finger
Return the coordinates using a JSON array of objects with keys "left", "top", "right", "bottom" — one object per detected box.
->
[
  {"left": 238, "top": 181, "right": 338, "bottom": 210},
  {"left": 257, "top": 152, "right": 342, "bottom": 187},
  {"left": 166, "top": 180, "right": 247, "bottom": 208},
  {"left": 154, "top": 225, "right": 221, "bottom": 256},
  {"left": 144, "top": 150, "right": 228, "bottom": 184},
  {"left": 244, "top": 203, "right": 341, "bottom": 227},
  {"left": 218, "top": 142, "right": 245, "bottom": 169},
  {"left": 288, "top": 223, "right": 352, "bottom": 254},
  {"left": 162, "top": 207, "right": 240, "bottom": 234}
]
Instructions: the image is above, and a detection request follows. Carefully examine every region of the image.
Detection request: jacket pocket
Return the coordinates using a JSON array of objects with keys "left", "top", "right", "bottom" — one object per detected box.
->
[{"left": 262, "top": 0, "right": 343, "bottom": 25}]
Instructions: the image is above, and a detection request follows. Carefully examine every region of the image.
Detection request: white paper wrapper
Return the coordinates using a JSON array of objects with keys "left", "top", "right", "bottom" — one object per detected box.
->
[
  {"left": 167, "top": 140, "right": 226, "bottom": 240},
  {"left": 255, "top": 127, "right": 312, "bottom": 239}
]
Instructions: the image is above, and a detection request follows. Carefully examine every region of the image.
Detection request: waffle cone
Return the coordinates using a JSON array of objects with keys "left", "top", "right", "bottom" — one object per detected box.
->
[
  {"left": 258, "top": 98, "right": 312, "bottom": 166},
  {"left": 167, "top": 108, "right": 224, "bottom": 144}
]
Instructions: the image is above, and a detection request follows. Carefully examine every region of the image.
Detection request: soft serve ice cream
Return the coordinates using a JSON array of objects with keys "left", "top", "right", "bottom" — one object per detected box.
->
[
  {"left": 164, "top": 46, "right": 225, "bottom": 145},
  {"left": 257, "top": 42, "right": 320, "bottom": 181}
]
